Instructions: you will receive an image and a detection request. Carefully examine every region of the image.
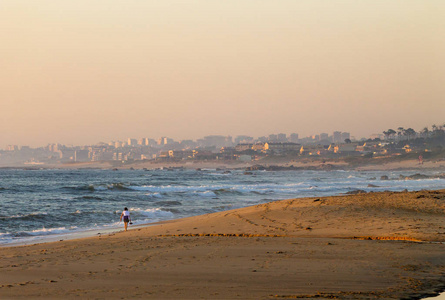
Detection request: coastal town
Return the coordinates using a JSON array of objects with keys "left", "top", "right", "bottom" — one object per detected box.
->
[{"left": 2, "top": 125, "right": 444, "bottom": 167}]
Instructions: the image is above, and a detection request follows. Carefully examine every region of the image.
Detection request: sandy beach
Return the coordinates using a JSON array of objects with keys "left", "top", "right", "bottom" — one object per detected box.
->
[
  {"left": 2, "top": 190, "right": 445, "bottom": 299},
  {"left": 36, "top": 157, "right": 442, "bottom": 172}
]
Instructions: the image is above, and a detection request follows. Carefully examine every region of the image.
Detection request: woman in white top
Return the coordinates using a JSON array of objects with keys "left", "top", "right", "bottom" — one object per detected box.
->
[{"left": 119, "top": 207, "right": 131, "bottom": 231}]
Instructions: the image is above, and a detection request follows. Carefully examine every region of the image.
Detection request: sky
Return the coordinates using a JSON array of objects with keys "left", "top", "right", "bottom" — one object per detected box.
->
[{"left": 1, "top": 1, "right": 444, "bottom": 147}]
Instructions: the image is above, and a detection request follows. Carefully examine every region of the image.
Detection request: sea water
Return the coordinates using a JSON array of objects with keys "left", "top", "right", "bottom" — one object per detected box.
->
[{"left": 0, "top": 168, "right": 444, "bottom": 245}]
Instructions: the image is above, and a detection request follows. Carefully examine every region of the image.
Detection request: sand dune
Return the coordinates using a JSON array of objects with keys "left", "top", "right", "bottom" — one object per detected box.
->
[{"left": 2, "top": 190, "right": 445, "bottom": 299}]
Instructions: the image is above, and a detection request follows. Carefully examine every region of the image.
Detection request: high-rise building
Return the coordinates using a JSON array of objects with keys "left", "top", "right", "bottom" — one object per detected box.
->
[
  {"left": 6, "top": 145, "right": 19, "bottom": 151},
  {"left": 158, "top": 137, "right": 174, "bottom": 145},
  {"left": 341, "top": 132, "right": 350, "bottom": 142},
  {"left": 268, "top": 134, "right": 278, "bottom": 141},
  {"left": 74, "top": 150, "right": 89, "bottom": 162},
  {"left": 138, "top": 138, "right": 150, "bottom": 146},
  {"left": 311, "top": 135, "right": 320, "bottom": 141},
  {"left": 289, "top": 133, "right": 299, "bottom": 143},
  {"left": 128, "top": 138, "right": 137, "bottom": 146},
  {"left": 320, "top": 133, "right": 329, "bottom": 141},
  {"left": 47, "top": 144, "right": 61, "bottom": 152},
  {"left": 333, "top": 131, "right": 342, "bottom": 143},
  {"left": 277, "top": 133, "right": 287, "bottom": 142},
  {"left": 235, "top": 135, "right": 254, "bottom": 144}
]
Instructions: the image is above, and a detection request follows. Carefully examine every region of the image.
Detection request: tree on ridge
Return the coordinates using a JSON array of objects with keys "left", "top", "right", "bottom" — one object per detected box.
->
[{"left": 383, "top": 129, "right": 396, "bottom": 141}]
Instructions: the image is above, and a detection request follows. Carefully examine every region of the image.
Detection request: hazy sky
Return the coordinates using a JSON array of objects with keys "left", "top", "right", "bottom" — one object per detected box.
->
[{"left": 1, "top": 1, "right": 444, "bottom": 147}]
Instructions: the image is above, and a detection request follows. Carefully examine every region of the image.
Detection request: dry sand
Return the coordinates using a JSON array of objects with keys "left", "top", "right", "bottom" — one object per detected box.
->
[
  {"left": 355, "top": 159, "right": 445, "bottom": 171},
  {"left": 53, "top": 157, "right": 445, "bottom": 171},
  {"left": 2, "top": 190, "right": 445, "bottom": 299}
]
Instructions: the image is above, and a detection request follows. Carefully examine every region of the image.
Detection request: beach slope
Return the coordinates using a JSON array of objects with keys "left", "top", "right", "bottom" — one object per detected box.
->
[{"left": 2, "top": 190, "right": 445, "bottom": 299}]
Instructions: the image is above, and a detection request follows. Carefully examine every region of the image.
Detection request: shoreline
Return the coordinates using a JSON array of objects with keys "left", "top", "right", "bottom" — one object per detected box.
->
[
  {"left": 0, "top": 221, "right": 173, "bottom": 249},
  {"left": 0, "top": 226, "right": 127, "bottom": 248},
  {"left": 3, "top": 180, "right": 445, "bottom": 248},
  {"left": 2, "top": 189, "right": 445, "bottom": 299},
  {"left": 1, "top": 157, "right": 445, "bottom": 172}
]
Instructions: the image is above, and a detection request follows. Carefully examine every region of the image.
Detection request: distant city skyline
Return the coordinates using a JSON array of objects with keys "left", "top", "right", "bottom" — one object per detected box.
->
[
  {"left": 3, "top": 125, "right": 443, "bottom": 167},
  {"left": 6, "top": 125, "right": 437, "bottom": 149},
  {"left": 1, "top": 1, "right": 444, "bottom": 148},
  {"left": 4, "top": 130, "right": 346, "bottom": 148},
  {"left": 3, "top": 123, "right": 445, "bottom": 148}
]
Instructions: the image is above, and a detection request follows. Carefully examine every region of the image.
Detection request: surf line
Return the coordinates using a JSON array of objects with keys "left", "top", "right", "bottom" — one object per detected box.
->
[{"left": 157, "top": 233, "right": 286, "bottom": 238}]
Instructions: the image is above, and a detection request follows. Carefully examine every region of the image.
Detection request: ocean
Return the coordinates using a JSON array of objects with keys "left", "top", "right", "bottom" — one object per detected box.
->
[{"left": 1, "top": 168, "right": 444, "bottom": 245}]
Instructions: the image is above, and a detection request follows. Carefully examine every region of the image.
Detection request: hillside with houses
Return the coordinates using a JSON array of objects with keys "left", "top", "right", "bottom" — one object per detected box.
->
[{"left": 1, "top": 124, "right": 444, "bottom": 169}]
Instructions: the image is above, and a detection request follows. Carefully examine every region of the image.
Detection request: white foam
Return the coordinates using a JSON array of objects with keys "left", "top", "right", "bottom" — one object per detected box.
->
[
  {"left": 0, "top": 212, "right": 48, "bottom": 219},
  {"left": 30, "top": 226, "right": 78, "bottom": 236},
  {"left": 127, "top": 184, "right": 218, "bottom": 193},
  {"left": 194, "top": 191, "right": 217, "bottom": 197},
  {"left": 93, "top": 185, "right": 108, "bottom": 191},
  {"left": 3, "top": 169, "right": 445, "bottom": 247},
  {"left": 127, "top": 185, "right": 152, "bottom": 191},
  {"left": 132, "top": 207, "right": 174, "bottom": 219},
  {"left": 144, "top": 192, "right": 163, "bottom": 198}
]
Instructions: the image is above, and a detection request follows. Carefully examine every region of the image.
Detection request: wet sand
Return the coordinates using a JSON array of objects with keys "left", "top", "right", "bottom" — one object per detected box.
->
[{"left": 2, "top": 190, "right": 445, "bottom": 299}]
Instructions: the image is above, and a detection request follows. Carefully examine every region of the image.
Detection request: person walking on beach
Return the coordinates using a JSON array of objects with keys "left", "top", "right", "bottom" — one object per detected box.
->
[{"left": 120, "top": 207, "right": 131, "bottom": 231}]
